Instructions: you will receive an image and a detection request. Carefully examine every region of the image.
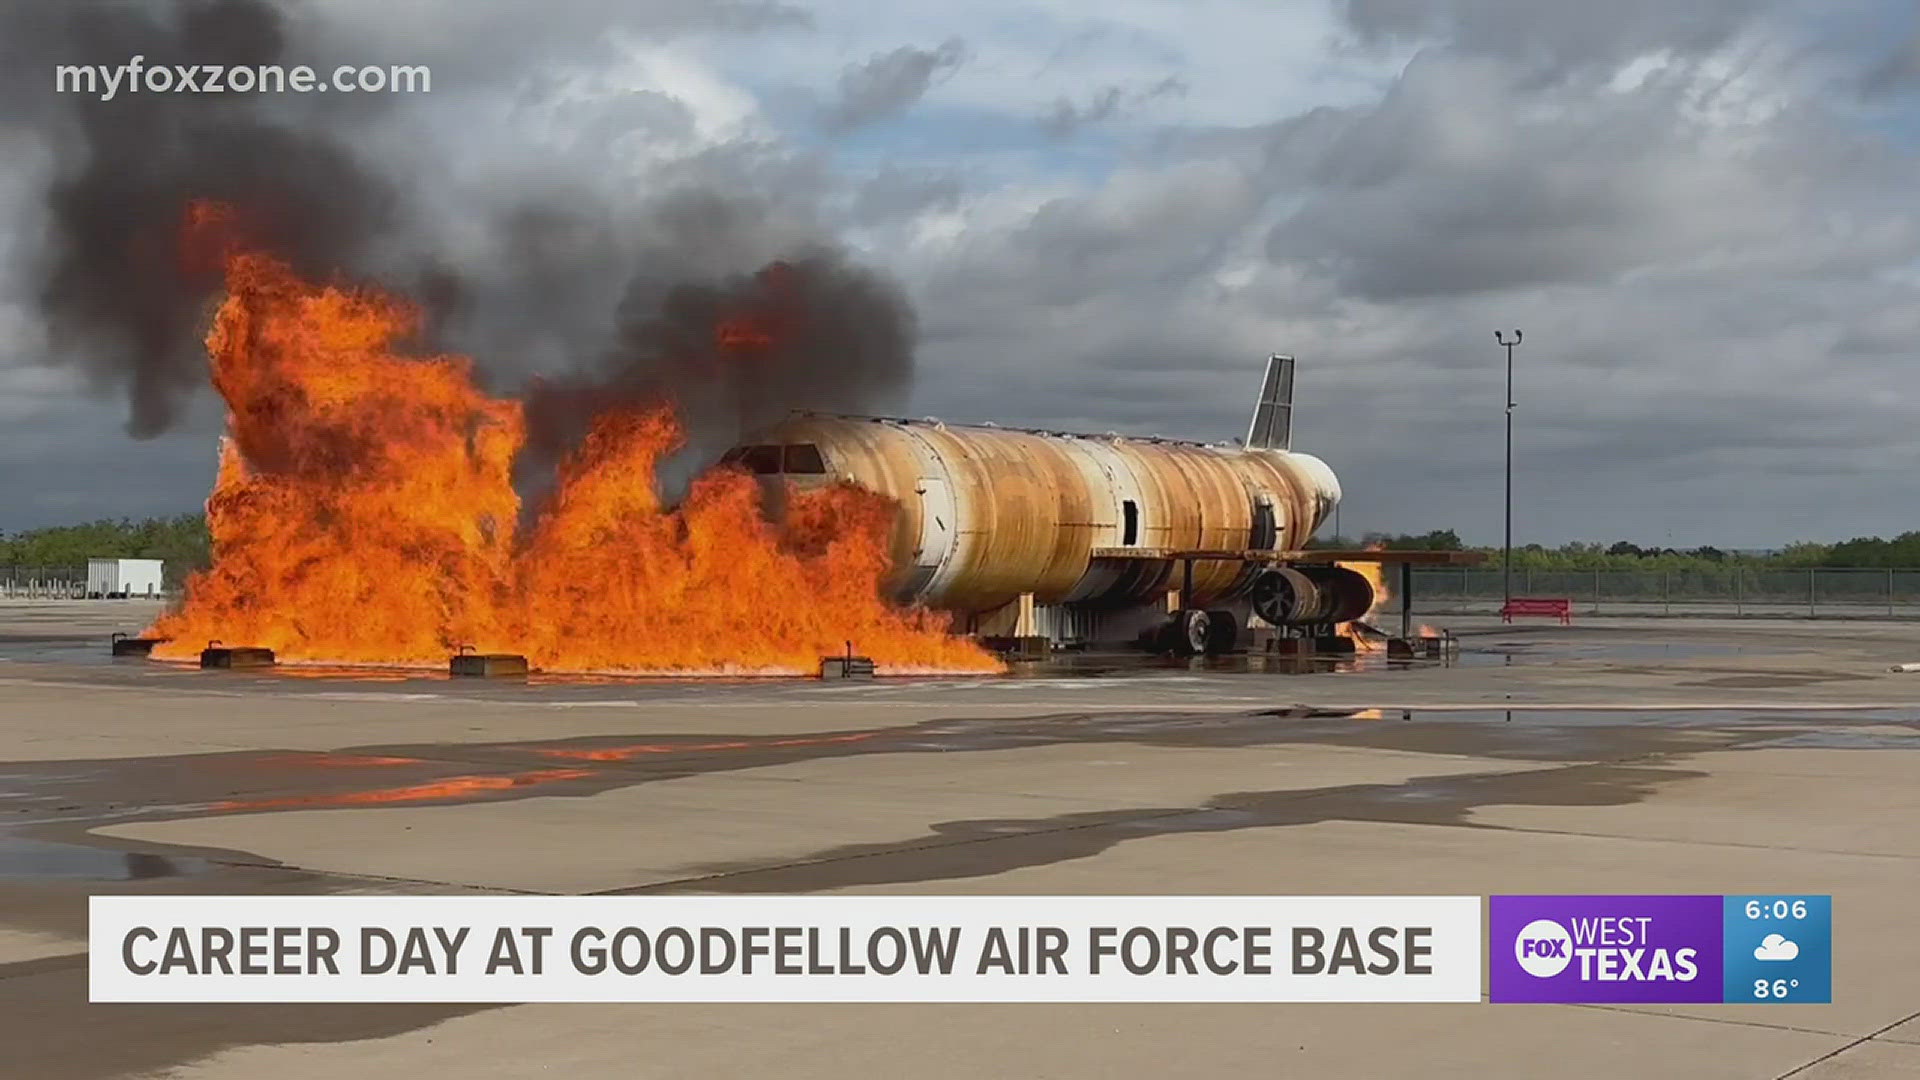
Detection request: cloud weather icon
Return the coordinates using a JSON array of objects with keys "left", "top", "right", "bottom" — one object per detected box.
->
[{"left": 1754, "top": 934, "right": 1800, "bottom": 961}]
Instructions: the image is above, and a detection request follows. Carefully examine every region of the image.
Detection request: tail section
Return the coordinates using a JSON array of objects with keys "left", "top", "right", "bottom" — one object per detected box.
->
[{"left": 1244, "top": 354, "right": 1294, "bottom": 451}]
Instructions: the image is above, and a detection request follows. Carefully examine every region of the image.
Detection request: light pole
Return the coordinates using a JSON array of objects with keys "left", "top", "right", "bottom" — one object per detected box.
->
[{"left": 1495, "top": 330, "right": 1522, "bottom": 608}]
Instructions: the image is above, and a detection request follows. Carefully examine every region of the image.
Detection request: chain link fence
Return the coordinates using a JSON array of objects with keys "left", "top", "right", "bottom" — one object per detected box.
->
[
  {"left": 1410, "top": 567, "right": 1920, "bottom": 617},
  {"left": 0, "top": 565, "right": 89, "bottom": 599},
  {"left": 11, "top": 560, "right": 1920, "bottom": 615}
]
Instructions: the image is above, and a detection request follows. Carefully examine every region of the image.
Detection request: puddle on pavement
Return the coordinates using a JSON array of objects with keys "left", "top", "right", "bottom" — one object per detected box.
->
[
  {"left": 1, "top": 622, "right": 1791, "bottom": 693},
  {"left": 0, "top": 706, "right": 1912, "bottom": 840},
  {"left": 0, "top": 834, "right": 208, "bottom": 882},
  {"left": 0, "top": 704, "right": 1908, "bottom": 905},
  {"left": 1470, "top": 639, "right": 1752, "bottom": 663},
  {"left": 1000, "top": 650, "right": 1459, "bottom": 677},
  {"left": 6, "top": 638, "right": 1463, "bottom": 683},
  {"left": 1742, "top": 726, "right": 1920, "bottom": 749},
  {"left": 635, "top": 761, "right": 1701, "bottom": 895}
]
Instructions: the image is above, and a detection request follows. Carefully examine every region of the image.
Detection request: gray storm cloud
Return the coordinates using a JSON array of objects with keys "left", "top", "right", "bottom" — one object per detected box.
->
[
  {"left": 1256, "top": 51, "right": 1897, "bottom": 301},
  {"left": 896, "top": 2, "right": 1920, "bottom": 545},
  {"left": 1, "top": 0, "right": 1915, "bottom": 546},
  {"left": 824, "top": 38, "right": 967, "bottom": 130},
  {"left": 1042, "top": 76, "right": 1186, "bottom": 139},
  {"left": 1335, "top": 0, "right": 1772, "bottom": 70},
  {"left": 1864, "top": 32, "right": 1920, "bottom": 93}
]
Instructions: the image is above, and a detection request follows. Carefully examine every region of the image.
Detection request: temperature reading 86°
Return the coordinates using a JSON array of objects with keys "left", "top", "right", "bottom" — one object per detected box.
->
[
  {"left": 1755, "top": 978, "right": 1802, "bottom": 999},
  {"left": 1746, "top": 900, "right": 1809, "bottom": 920}
]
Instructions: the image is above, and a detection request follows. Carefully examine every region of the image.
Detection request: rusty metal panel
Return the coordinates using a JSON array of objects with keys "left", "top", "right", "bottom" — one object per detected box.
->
[
  {"left": 1229, "top": 450, "right": 1328, "bottom": 552},
  {"left": 1104, "top": 442, "right": 1253, "bottom": 602},
  {"left": 738, "top": 416, "right": 1345, "bottom": 616},
  {"left": 915, "top": 424, "right": 1094, "bottom": 609}
]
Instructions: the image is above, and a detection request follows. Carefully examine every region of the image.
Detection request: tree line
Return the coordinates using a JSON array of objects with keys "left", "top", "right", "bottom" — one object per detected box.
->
[
  {"left": 1309, "top": 529, "right": 1920, "bottom": 570},
  {"left": 5, "top": 516, "right": 1917, "bottom": 579},
  {"left": 0, "top": 516, "right": 210, "bottom": 586}
]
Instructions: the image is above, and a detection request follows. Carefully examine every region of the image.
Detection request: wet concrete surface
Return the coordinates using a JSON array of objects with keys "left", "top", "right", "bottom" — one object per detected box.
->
[
  {"left": 3, "top": 603, "right": 1919, "bottom": 1078},
  {"left": 0, "top": 836, "right": 206, "bottom": 883},
  {"left": 4, "top": 706, "right": 1914, "bottom": 866},
  {"left": 616, "top": 760, "right": 1703, "bottom": 895},
  {"left": 3, "top": 634, "right": 1757, "bottom": 679},
  {"left": 8, "top": 600, "right": 1920, "bottom": 724},
  {"left": 0, "top": 595, "right": 1801, "bottom": 684},
  {"left": 0, "top": 929, "right": 488, "bottom": 1080},
  {"left": 4, "top": 706, "right": 1914, "bottom": 1078}
]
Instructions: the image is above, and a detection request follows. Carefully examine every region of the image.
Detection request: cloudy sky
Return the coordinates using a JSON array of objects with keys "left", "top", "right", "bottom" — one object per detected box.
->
[{"left": 3, "top": 0, "right": 1918, "bottom": 548}]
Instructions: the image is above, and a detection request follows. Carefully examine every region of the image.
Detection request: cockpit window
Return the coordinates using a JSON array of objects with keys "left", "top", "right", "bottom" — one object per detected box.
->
[
  {"left": 722, "top": 443, "right": 824, "bottom": 475},
  {"left": 737, "top": 445, "right": 782, "bottom": 474},
  {"left": 783, "top": 443, "right": 827, "bottom": 474}
]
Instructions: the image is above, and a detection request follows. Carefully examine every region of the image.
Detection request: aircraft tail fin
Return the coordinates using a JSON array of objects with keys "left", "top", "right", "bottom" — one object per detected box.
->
[{"left": 1244, "top": 354, "right": 1294, "bottom": 451}]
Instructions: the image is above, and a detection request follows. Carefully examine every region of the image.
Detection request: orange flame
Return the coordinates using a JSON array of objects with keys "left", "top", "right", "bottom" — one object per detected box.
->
[
  {"left": 715, "top": 316, "right": 776, "bottom": 350},
  {"left": 213, "top": 768, "right": 594, "bottom": 811},
  {"left": 1335, "top": 545, "right": 1390, "bottom": 651},
  {"left": 714, "top": 261, "right": 797, "bottom": 351},
  {"left": 146, "top": 246, "right": 999, "bottom": 676}
]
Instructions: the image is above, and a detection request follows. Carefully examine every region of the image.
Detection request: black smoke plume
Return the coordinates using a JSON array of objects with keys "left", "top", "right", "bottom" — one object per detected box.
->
[
  {"left": 524, "top": 249, "right": 915, "bottom": 475},
  {"left": 5, "top": 0, "right": 397, "bottom": 436},
  {"left": 3, "top": 0, "right": 918, "bottom": 468}
]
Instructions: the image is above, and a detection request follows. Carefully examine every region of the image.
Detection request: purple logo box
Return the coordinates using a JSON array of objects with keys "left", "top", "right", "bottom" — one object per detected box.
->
[{"left": 1491, "top": 895, "right": 1724, "bottom": 1003}]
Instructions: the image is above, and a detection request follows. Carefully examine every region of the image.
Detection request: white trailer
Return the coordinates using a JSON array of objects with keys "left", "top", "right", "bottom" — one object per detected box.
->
[{"left": 86, "top": 558, "right": 164, "bottom": 598}]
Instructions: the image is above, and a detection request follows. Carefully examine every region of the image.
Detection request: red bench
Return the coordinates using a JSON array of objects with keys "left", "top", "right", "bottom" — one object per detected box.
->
[{"left": 1500, "top": 597, "right": 1572, "bottom": 625}]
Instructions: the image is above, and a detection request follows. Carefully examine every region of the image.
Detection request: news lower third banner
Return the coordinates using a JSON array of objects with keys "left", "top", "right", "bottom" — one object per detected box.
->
[
  {"left": 91, "top": 895, "right": 1480, "bottom": 1003},
  {"left": 89, "top": 894, "right": 1832, "bottom": 1004}
]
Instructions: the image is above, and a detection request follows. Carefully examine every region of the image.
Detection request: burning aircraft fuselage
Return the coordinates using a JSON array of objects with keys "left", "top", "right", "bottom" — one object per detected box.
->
[{"left": 725, "top": 360, "right": 1380, "bottom": 650}]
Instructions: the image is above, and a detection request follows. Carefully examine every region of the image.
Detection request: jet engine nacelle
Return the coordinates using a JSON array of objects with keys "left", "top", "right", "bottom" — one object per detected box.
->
[{"left": 1249, "top": 566, "right": 1375, "bottom": 627}]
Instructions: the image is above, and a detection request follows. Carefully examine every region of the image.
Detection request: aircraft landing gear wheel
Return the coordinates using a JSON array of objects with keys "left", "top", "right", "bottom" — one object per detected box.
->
[{"left": 1160, "top": 609, "right": 1210, "bottom": 657}]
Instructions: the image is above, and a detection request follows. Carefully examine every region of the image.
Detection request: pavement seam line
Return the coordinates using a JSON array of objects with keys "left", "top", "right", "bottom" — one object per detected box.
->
[
  {"left": 1773, "top": 1008, "right": 1920, "bottom": 1079},
  {"left": 1572, "top": 1002, "right": 1854, "bottom": 1040},
  {"left": 1461, "top": 822, "right": 1920, "bottom": 862}
]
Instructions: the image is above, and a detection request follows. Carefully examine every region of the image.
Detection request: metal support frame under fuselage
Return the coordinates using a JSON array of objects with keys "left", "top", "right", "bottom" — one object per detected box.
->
[
  {"left": 1115, "top": 548, "right": 1467, "bottom": 643},
  {"left": 1401, "top": 560, "right": 1413, "bottom": 640}
]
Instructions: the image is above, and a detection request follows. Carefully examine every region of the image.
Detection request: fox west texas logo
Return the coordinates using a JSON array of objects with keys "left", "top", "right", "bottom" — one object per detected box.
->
[
  {"left": 1514, "top": 916, "right": 1699, "bottom": 982},
  {"left": 1494, "top": 896, "right": 1728, "bottom": 1004}
]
